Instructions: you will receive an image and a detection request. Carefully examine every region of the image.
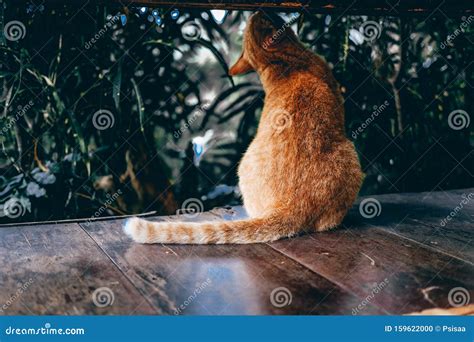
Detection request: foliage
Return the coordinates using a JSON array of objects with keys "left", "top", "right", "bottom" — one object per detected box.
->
[
  {"left": 0, "top": 3, "right": 472, "bottom": 223},
  {"left": 300, "top": 15, "right": 473, "bottom": 194}
]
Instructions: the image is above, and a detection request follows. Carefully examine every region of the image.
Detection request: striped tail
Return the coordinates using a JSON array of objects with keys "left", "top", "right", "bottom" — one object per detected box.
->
[{"left": 123, "top": 212, "right": 306, "bottom": 244}]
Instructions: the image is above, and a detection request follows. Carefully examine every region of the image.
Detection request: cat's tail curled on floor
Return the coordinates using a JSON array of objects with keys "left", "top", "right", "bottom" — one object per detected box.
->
[{"left": 123, "top": 211, "right": 307, "bottom": 244}]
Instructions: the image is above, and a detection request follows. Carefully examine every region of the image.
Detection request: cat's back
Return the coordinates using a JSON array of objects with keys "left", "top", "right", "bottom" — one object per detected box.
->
[{"left": 275, "top": 69, "right": 345, "bottom": 132}]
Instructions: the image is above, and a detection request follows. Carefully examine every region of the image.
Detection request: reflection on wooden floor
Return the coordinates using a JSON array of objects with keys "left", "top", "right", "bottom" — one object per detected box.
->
[{"left": 0, "top": 189, "right": 472, "bottom": 315}]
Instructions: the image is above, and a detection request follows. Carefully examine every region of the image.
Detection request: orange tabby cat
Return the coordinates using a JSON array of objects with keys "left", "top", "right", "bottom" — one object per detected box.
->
[{"left": 124, "top": 12, "right": 363, "bottom": 244}]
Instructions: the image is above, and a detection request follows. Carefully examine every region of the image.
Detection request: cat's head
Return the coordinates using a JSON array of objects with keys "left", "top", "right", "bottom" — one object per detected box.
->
[{"left": 229, "top": 12, "right": 299, "bottom": 76}]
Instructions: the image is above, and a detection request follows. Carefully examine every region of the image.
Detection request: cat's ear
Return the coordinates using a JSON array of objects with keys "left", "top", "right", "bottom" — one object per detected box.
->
[{"left": 229, "top": 53, "right": 254, "bottom": 75}]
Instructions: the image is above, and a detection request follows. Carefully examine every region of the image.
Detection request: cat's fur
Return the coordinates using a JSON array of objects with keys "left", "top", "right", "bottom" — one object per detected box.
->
[{"left": 123, "top": 12, "right": 363, "bottom": 244}]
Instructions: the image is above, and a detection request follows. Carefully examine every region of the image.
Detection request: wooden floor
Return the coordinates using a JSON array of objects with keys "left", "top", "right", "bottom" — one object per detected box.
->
[{"left": 0, "top": 189, "right": 472, "bottom": 315}]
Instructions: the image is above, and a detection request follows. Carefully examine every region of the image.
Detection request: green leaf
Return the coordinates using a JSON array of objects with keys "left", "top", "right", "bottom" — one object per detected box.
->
[
  {"left": 131, "top": 78, "right": 145, "bottom": 135},
  {"left": 112, "top": 61, "right": 122, "bottom": 112},
  {"left": 195, "top": 38, "right": 234, "bottom": 86}
]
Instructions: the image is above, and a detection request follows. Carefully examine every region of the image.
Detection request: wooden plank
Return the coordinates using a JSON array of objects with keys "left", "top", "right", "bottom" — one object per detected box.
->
[
  {"left": 27, "top": 0, "right": 473, "bottom": 15},
  {"left": 0, "top": 211, "right": 157, "bottom": 228},
  {"left": 346, "top": 189, "right": 474, "bottom": 263},
  {"left": 356, "top": 189, "right": 474, "bottom": 225},
  {"left": 79, "top": 188, "right": 473, "bottom": 315},
  {"left": 396, "top": 189, "right": 473, "bottom": 223},
  {"left": 408, "top": 303, "right": 474, "bottom": 315},
  {"left": 375, "top": 218, "right": 474, "bottom": 264},
  {"left": 211, "top": 192, "right": 474, "bottom": 264},
  {"left": 113, "top": 0, "right": 473, "bottom": 15},
  {"left": 0, "top": 223, "right": 156, "bottom": 315},
  {"left": 269, "top": 224, "right": 474, "bottom": 314},
  {"left": 80, "top": 215, "right": 385, "bottom": 315},
  {"left": 1, "top": 189, "right": 471, "bottom": 315}
]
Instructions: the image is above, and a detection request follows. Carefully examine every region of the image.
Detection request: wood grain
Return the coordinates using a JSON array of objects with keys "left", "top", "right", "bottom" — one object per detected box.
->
[
  {"left": 0, "top": 223, "right": 156, "bottom": 315},
  {"left": 109, "top": 0, "right": 473, "bottom": 15},
  {"left": 80, "top": 216, "right": 384, "bottom": 315},
  {"left": 270, "top": 224, "right": 473, "bottom": 314},
  {"left": 346, "top": 189, "right": 474, "bottom": 263},
  {"left": 1, "top": 189, "right": 472, "bottom": 315}
]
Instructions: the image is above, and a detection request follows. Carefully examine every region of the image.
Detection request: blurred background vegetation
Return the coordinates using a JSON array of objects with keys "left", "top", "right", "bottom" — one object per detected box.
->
[{"left": 0, "top": 2, "right": 472, "bottom": 223}]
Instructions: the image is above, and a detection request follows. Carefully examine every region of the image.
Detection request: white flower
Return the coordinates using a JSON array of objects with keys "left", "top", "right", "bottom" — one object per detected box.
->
[{"left": 26, "top": 182, "right": 46, "bottom": 198}]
